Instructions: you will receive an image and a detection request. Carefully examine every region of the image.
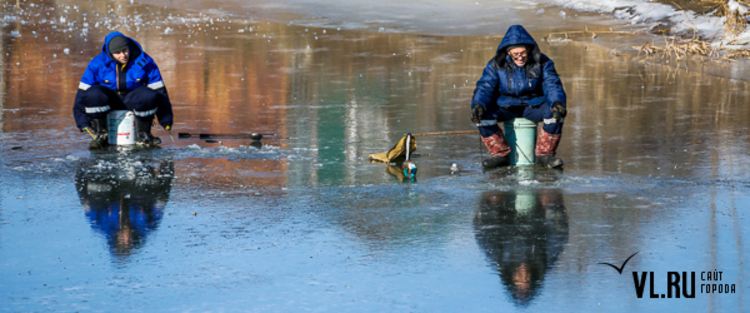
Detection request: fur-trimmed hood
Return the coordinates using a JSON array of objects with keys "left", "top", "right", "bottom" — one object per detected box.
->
[{"left": 493, "top": 25, "right": 543, "bottom": 68}]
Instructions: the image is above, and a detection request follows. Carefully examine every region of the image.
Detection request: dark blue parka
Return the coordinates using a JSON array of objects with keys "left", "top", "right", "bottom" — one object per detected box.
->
[
  {"left": 73, "top": 32, "right": 173, "bottom": 129},
  {"left": 472, "top": 25, "right": 566, "bottom": 110}
]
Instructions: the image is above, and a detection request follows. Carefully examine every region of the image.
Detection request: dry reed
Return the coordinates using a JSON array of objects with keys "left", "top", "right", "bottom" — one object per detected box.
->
[{"left": 545, "top": 1, "right": 750, "bottom": 61}]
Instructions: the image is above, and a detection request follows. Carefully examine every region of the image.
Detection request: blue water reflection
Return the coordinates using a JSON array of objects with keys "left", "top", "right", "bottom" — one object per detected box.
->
[
  {"left": 475, "top": 168, "right": 568, "bottom": 306},
  {"left": 75, "top": 156, "right": 174, "bottom": 257}
]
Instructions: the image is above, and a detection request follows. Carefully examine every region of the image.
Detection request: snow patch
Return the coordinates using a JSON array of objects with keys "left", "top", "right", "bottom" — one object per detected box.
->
[{"left": 554, "top": 0, "right": 750, "bottom": 48}]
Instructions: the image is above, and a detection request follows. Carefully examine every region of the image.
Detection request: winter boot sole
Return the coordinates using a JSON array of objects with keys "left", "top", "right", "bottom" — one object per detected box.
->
[
  {"left": 482, "top": 155, "right": 511, "bottom": 169},
  {"left": 535, "top": 155, "right": 564, "bottom": 168}
]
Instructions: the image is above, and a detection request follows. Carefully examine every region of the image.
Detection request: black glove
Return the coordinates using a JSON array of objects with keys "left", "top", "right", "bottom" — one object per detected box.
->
[
  {"left": 470, "top": 105, "right": 484, "bottom": 125},
  {"left": 551, "top": 102, "right": 567, "bottom": 122}
]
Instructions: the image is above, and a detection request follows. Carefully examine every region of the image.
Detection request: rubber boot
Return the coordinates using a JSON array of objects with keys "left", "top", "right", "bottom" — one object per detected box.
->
[
  {"left": 88, "top": 117, "right": 109, "bottom": 149},
  {"left": 135, "top": 116, "right": 162, "bottom": 147},
  {"left": 535, "top": 128, "right": 563, "bottom": 168},
  {"left": 481, "top": 130, "right": 511, "bottom": 169}
]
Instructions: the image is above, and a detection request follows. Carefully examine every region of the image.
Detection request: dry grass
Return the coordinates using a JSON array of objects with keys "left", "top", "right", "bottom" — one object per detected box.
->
[
  {"left": 721, "top": 1, "right": 750, "bottom": 36},
  {"left": 635, "top": 38, "right": 726, "bottom": 60},
  {"left": 545, "top": 1, "right": 750, "bottom": 61}
]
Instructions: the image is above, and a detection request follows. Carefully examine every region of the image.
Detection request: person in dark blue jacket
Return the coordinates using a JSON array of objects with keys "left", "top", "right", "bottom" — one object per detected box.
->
[
  {"left": 73, "top": 31, "right": 173, "bottom": 148},
  {"left": 470, "top": 25, "right": 567, "bottom": 168}
]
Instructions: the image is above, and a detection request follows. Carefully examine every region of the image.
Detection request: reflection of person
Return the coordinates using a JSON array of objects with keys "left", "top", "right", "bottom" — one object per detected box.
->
[
  {"left": 474, "top": 188, "right": 568, "bottom": 306},
  {"left": 73, "top": 31, "right": 173, "bottom": 149},
  {"left": 470, "top": 25, "right": 567, "bottom": 169},
  {"left": 75, "top": 159, "right": 174, "bottom": 255}
]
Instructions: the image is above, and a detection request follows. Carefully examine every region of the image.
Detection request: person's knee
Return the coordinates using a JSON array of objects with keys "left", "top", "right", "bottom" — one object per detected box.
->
[
  {"left": 542, "top": 123, "right": 562, "bottom": 135},
  {"left": 520, "top": 104, "right": 554, "bottom": 124},
  {"left": 124, "top": 87, "right": 161, "bottom": 114},
  {"left": 132, "top": 86, "right": 161, "bottom": 102},
  {"left": 83, "top": 85, "right": 112, "bottom": 104},
  {"left": 81, "top": 86, "right": 116, "bottom": 118},
  {"left": 479, "top": 125, "right": 500, "bottom": 137}
]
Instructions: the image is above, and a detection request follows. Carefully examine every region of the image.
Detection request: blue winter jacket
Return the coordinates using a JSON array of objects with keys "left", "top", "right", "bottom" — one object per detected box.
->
[
  {"left": 471, "top": 25, "right": 566, "bottom": 110},
  {"left": 73, "top": 32, "right": 173, "bottom": 129}
]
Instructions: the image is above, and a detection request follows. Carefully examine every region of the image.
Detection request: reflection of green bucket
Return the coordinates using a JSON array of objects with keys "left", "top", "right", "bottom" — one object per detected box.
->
[
  {"left": 514, "top": 192, "right": 538, "bottom": 215},
  {"left": 504, "top": 118, "right": 537, "bottom": 165}
]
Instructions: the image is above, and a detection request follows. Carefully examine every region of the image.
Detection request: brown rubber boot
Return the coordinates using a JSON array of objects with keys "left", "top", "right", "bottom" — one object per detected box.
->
[
  {"left": 535, "top": 128, "right": 563, "bottom": 168},
  {"left": 481, "top": 130, "right": 511, "bottom": 168}
]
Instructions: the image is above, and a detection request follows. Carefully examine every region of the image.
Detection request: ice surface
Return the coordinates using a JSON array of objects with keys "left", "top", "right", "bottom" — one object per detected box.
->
[{"left": 2, "top": 0, "right": 750, "bottom": 312}]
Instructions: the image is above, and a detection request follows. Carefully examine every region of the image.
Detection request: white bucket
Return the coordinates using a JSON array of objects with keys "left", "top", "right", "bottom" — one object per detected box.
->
[{"left": 107, "top": 110, "right": 136, "bottom": 145}]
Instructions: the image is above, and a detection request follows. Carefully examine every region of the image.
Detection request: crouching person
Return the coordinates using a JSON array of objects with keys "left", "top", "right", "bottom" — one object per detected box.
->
[
  {"left": 73, "top": 31, "right": 173, "bottom": 149},
  {"left": 470, "top": 25, "right": 567, "bottom": 169}
]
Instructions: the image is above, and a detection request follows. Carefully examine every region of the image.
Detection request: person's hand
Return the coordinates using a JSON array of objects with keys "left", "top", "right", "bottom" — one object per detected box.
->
[
  {"left": 470, "top": 104, "right": 484, "bottom": 125},
  {"left": 551, "top": 102, "right": 566, "bottom": 122}
]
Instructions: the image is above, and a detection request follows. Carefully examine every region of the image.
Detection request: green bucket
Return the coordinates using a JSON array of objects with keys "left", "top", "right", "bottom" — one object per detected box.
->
[{"left": 503, "top": 118, "right": 537, "bottom": 165}]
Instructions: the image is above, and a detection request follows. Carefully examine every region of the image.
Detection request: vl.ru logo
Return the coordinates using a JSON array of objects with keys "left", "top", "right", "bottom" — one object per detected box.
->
[{"left": 599, "top": 252, "right": 735, "bottom": 299}]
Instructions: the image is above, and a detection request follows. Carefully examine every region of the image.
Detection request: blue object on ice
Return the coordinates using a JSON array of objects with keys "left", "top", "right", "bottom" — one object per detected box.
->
[{"left": 403, "top": 161, "right": 417, "bottom": 178}]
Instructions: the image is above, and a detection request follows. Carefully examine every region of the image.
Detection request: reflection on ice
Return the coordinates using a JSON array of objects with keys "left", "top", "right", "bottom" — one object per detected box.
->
[
  {"left": 75, "top": 157, "right": 174, "bottom": 257},
  {"left": 475, "top": 188, "right": 568, "bottom": 306}
]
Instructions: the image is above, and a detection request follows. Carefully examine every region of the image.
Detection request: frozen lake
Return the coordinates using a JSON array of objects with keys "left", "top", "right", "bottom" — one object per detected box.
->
[{"left": 1, "top": 0, "right": 749, "bottom": 312}]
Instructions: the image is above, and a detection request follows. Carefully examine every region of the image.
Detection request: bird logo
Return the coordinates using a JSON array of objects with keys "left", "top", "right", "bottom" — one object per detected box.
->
[{"left": 599, "top": 252, "right": 639, "bottom": 274}]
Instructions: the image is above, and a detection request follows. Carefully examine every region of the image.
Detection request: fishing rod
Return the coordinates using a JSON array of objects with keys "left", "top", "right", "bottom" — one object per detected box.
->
[
  {"left": 166, "top": 126, "right": 175, "bottom": 143},
  {"left": 178, "top": 132, "right": 277, "bottom": 141},
  {"left": 84, "top": 127, "right": 104, "bottom": 148},
  {"left": 412, "top": 130, "right": 479, "bottom": 137}
]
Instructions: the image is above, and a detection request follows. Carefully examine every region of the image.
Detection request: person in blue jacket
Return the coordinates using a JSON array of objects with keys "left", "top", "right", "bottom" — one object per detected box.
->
[
  {"left": 470, "top": 25, "right": 567, "bottom": 168},
  {"left": 73, "top": 31, "right": 173, "bottom": 148}
]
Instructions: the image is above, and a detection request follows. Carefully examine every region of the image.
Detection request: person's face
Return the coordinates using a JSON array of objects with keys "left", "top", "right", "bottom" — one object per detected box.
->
[
  {"left": 508, "top": 47, "right": 527, "bottom": 67},
  {"left": 112, "top": 48, "right": 129, "bottom": 64}
]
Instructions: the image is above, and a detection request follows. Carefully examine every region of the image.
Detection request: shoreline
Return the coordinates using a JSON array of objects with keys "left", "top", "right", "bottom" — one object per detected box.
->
[
  {"left": 3, "top": 0, "right": 748, "bottom": 83},
  {"left": 171, "top": 0, "right": 750, "bottom": 82}
]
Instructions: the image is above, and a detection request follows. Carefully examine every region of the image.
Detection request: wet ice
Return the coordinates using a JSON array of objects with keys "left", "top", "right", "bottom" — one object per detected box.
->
[{"left": 1, "top": 0, "right": 750, "bottom": 312}]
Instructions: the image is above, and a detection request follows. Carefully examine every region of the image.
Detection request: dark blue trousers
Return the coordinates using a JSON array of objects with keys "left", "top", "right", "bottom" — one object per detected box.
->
[
  {"left": 478, "top": 105, "right": 563, "bottom": 137},
  {"left": 79, "top": 85, "right": 162, "bottom": 119}
]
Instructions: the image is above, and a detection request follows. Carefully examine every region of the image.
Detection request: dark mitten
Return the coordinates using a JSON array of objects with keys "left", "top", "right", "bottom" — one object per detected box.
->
[
  {"left": 470, "top": 105, "right": 485, "bottom": 125},
  {"left": 551, "top": 102, "right": 567, "bottom": 122}
]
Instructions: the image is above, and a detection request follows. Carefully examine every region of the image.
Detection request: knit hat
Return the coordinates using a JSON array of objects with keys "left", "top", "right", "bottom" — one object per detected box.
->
[
  {"left": 108, "top": 36, "right": 129, "bottom": 54},
  {"left": 505, "top": 44, "right": 527, "bottom": 52}
]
